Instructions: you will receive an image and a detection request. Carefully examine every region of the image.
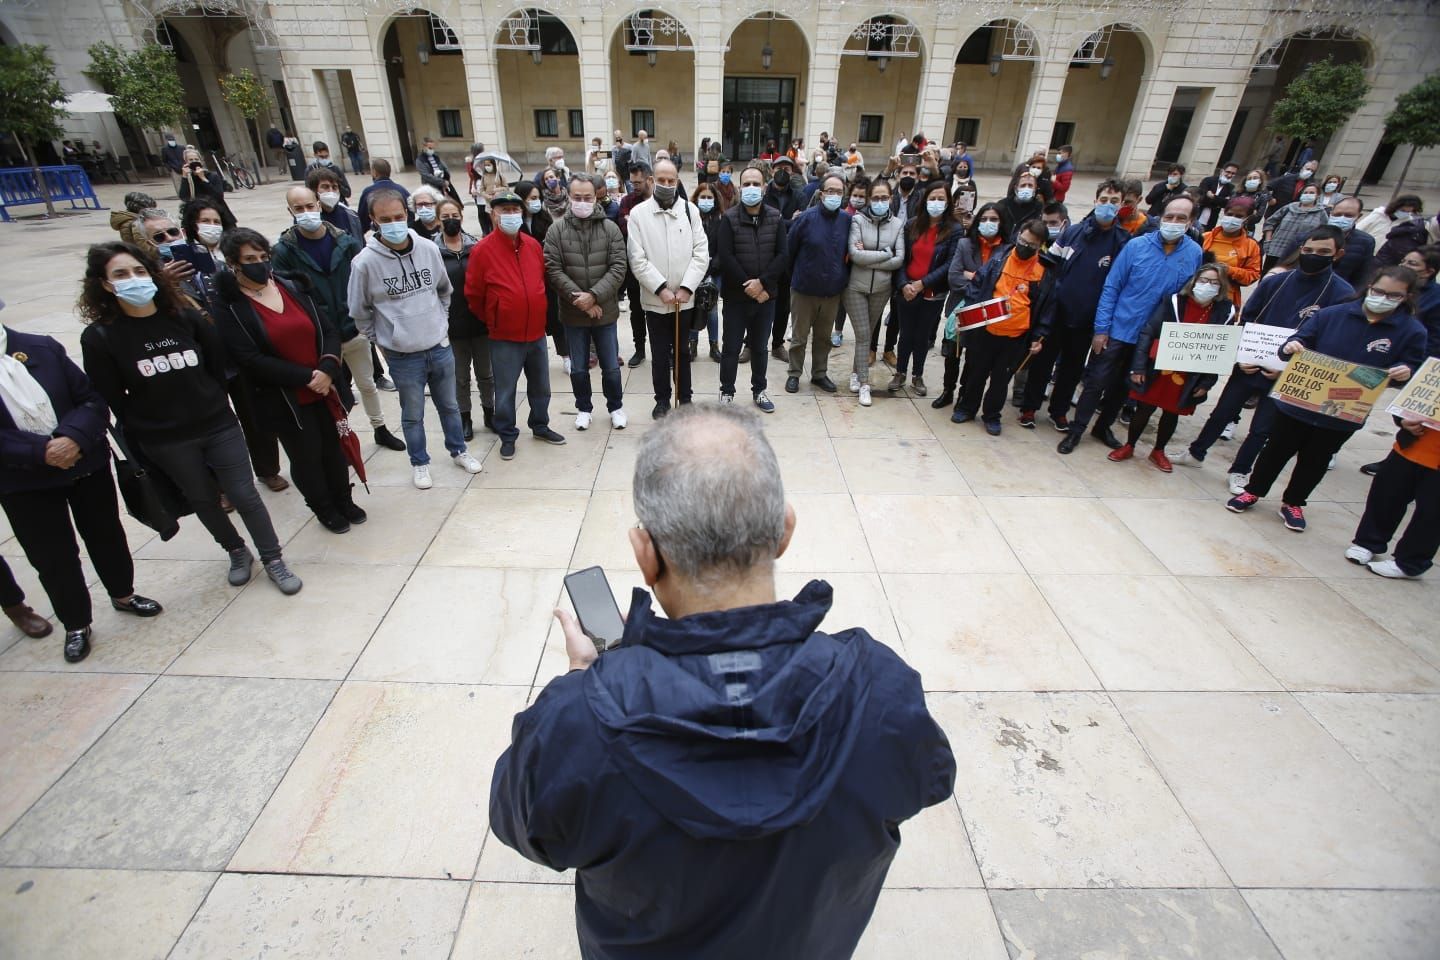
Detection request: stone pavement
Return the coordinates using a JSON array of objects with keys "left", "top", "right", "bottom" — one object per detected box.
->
[{"left": 0, "top": 172, "right": 1437, "bottom": 959}]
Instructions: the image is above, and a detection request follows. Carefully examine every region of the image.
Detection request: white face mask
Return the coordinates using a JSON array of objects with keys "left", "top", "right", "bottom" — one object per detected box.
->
[
  {"left": 1192, "top": 281, "right": 1220, "bottom": 304},
  {"left": 318, "top": 191, "right": 340, "bottom": 209},
  {"left": 196, "top": 224, "right": 224, "bottom": 246},
  {"left": 1298, "top": 169, "right": 1313, "bottom": 180}
]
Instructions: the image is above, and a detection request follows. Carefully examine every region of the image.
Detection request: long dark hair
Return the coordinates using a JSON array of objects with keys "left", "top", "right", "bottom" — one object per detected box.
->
[
  {"left": 180, "top": 196, "right": 226, "bottom": 245},
  {"left": 907, "top": 180, "right": 955, "bottom": 242},
  {"left": 1358, "top": 265, "right": 1419, "bottom": 309},
  {"left": 693, "top": 181, "right": 726, "bottom": 218},
  {"left": 78, "top": 242, "right": 188, "bottom": 326},
  {"left": 967, "top": 201, "right": 1007, "bottom": 243}
]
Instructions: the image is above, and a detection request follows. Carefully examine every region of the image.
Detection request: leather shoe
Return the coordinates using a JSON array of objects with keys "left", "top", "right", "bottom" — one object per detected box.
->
[
  {"left": 784, "top": 376, "right": 800, "bottom": 394},
  {"left": 261, "top": 474, "right": 290, "bottom": 492},
  {"left": 1360, "top": 460, "right": 1383, "bottom": 477},
  {"left": 1092, "top": 427, "right": 1124, "bottom": 450},
  {"left": 627, "top": 349, "right": 646, "bottom": 367},
  {"left": 341, "top": 502, "right": 368, "bottom": 524},
  {"left": 1057, "top": 434, "right": 1080, "bottom": 455},
  {"left": 110, "top": 594, "right": 163, "bottom": 617},
  {"left": 374, "top": 426, "right": 406, "bottom": 451},
  {"left": 316, "top": 510, "right": 351, "bottom": 534},
  {"left": 4, "top": 603, "right": 52, "bottom": 638},
  {"left": 930, "top": 391, "right": 953, "bottom": 409},
  {"left": 64, "top": 626, "right": 91, "bottom": 663},
  {"left": 810, "top": 376, "right": 837, "bottom": 393}
]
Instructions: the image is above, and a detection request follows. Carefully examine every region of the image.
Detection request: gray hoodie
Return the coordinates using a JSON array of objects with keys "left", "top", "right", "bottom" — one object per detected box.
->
[{"left": 347, "top": 229, "right": 452, "bottom": 353}]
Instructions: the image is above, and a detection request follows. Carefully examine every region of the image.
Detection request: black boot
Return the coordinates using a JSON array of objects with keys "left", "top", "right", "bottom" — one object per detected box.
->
[
  {"left": 461, "top": 412, "right": 474, "bottom": 442},
  {"left": 482, "top": 407, "right": 495, "bottom": 433},
  {"left": 374, "top": 425, "right": 406, "bottom": 451},
  {"left": 931, "top": 390, "right": 953, "bottom": 409}
]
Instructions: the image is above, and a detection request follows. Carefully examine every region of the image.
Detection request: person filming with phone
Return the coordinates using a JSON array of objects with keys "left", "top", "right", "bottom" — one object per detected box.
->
[{"left": 490, "top": 403, "right": 956, "bottom": 960}]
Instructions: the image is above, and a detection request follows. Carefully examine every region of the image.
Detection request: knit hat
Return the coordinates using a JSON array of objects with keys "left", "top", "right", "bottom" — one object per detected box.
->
[{"left": 124, "top": 191, "right": 156, "bottom": 213}]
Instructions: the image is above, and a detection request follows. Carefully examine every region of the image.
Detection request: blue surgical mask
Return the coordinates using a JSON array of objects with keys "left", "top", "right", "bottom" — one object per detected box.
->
[
  {"left": 823, "top": 194, "right": 844, "bottom": 212},
  {"left": 1092, "top": 203, "right": 1118, "bottom": 223},
  {"left": 1328, "top": 215, "right": 1355, "bottom": 231},
  {"left": 415, "top": 206, "right": 437, "bottom": 223},
  {"left": 294, "top": 211, "right": 323, "bottom": 231},
  {"left": 498, "top": 212, "right": 523, "bottom": 234},
  {"left": 978, "top": 220, "right": 999, "bottom": 238},
  {"left": 870, "top": 200, "right": 889, "bottom": 217},
  {"left": 925, "top": 199, "right": 946, "bottom": 218},
  {"left": 1364, "top": 293, "right": 1399, "bottom": 314},
  {"left": 1015, "top": 187, "right": 1035, "bottom": 203},
  {"left": 1244, "top": 178, "right": 1260, "bottom": 190},
  {"left": 155, "top": 243, "right": 175, "bottom": 260},
  {"left": 740, "top": 185, "right": 763, "bottom": 207},
  {"left": 379, "top": 221, "right": 409, "bottom": 244},
  {"left": 697, "top": 197, "right": 715, "bottom": 213},
  {"left": 718, "top": 172, "right": 731, "bottom": 184},
  {"left": 1159, "top": 222, "right": 1187, "bottom": 242},
  {"left": 112, "top": 277, "right": 157, "bottom": 306},
  {"left": 527, "top": 199, "right": 542, "bottom": 213},
  {"left": 1219, "top": 215, "right": 1244, "bottom": 233},
  {"left": 1047, "top": 224, "right": 1062, "bottom": 239}
]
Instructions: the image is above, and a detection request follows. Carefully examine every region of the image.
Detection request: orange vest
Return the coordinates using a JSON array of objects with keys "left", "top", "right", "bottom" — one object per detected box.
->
[
  {"left": 991, "top": 251, "right": 1046, "bottom": 338},
  {"left": 1396, "top": 427, "right": 1440, "bottom": 470}
]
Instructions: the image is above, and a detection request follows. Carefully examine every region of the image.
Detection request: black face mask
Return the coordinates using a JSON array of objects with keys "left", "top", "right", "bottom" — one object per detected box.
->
[
  {"left": 773, "top": 170, "right": 791, "bottom": 186},
  {"left": 240, "top": 261, "right": 272, "bottom": 285},
  {"left": 899, "top": 176, "right": 917, "bottom": 192},
  {"left": 1298, "top": 252, "right": 1331, "bottom": 275},
  {"left": 441, "top": 218, "right": 463, "bottom": 237},
  {"left": 1014, "top": 243, "right": 1038, "bottom": 260}
]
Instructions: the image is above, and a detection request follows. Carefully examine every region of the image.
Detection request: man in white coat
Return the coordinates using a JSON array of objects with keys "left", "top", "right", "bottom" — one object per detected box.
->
[{"left": 626, "top": 158, "right": 709, "bottom": 419}]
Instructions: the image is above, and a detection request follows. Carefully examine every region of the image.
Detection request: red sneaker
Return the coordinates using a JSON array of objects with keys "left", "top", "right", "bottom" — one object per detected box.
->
[
  {"left": 1148, "top": 448, "right": 1173, "bottom": 472},
  {"left": 1018, "top": 410, "right": 1036, "bottom": 428},
  {"left": 1107, "top": 443, "right": 1135, "bottom": 462}
]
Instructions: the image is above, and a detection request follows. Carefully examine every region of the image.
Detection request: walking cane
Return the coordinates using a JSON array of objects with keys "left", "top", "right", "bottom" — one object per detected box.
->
[{"left": 672, "top": 300, "right": 683, "bottom": 408}]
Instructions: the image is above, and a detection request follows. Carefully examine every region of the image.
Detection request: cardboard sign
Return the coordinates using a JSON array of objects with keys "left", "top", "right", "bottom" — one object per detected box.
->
[
  {"left": 1235, "top": 322, "right": 1293, "bottom": 372},
  {"left": 1386, "top": 356, "right": 1440, "bottom": 429},
  {"left": 1273, "top": 349, "right": 1390, "bottom": 425},
  {"left": 1152, "top": 322, "right": 1241, "bottom": 375}
]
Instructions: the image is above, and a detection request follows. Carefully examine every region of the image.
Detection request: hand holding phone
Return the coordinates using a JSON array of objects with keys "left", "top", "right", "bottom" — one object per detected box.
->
[{"left": 563, "top": 566, "right": 626, "bottom": 663}]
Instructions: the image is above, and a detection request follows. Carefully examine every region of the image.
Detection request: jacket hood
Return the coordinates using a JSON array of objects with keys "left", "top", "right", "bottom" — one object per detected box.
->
[
  {"left": 109, "top": 209, "right": 135, "bottom": 229},
  {"left": 584, "top": 580, "right": 872, "bottom": 841}
]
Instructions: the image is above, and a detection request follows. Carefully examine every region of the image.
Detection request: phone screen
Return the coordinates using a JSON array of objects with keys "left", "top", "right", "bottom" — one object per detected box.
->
[
  {"left": 564, "top": 566, "right": 625, "bottom": 651},
  {"left": 170, "top": 242, "right": 216, "bottom": 275},
  {"left": 900, "top": 153, "right": 921, "bottom": 166}
]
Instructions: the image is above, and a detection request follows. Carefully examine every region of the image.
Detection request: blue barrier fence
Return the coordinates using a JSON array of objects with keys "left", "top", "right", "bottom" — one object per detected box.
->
[{"left": 0, "top": 165, "right": 105, "bottom": 222}]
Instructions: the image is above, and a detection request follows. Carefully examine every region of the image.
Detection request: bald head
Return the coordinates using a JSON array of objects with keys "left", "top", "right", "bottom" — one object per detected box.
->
[{"left": 286, "top": 186, "right": 318, "bottom": 210}]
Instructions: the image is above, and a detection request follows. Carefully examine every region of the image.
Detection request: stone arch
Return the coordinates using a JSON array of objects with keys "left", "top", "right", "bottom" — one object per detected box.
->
[
  {"left": 609, "top": 8, "right": 697, "bottom": 153},
  {"left": 494, "top": 8, "right": 585, "bottom": 163},
  {"left": 721, "top": 11, "right": 811, "bottom": 160},
  {"left": 834, "top": 13, "right": 927, "bottom": 151},
  {"left": 378, "top": 8, "right": 471, "bottom": 168},
  {"left": 1052, "top": 22, "right": 1152, "bottom": 172},
  {"left": 942, "top": 18, "right": 1039, "bottom": 167}
]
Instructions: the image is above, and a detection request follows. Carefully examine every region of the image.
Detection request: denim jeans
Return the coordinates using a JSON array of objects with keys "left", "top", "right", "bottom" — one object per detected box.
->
[
  {"left": 490, "top": 336, "right": 552, "bottom": 442},
  {"left": 566, "top": 323, "right": 624, "bottom": 413},
  {"left": 383, "top": 342, "right": 466, "bottom": 466}
]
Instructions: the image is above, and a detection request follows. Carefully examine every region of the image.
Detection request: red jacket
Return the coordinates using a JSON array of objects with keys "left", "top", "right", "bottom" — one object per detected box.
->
[{"left": 465, "top": 229, "right": 548, "bottom": 343}]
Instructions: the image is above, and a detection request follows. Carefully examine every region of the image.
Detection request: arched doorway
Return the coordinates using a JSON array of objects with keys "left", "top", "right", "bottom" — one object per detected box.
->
[
  {"left": 381, "top": 10, "right": 472, "bottom": 170},
  {"left": 722, "top": 12, "right": 809, "bottom": 162},
  {"left": 493, "top": 8, "right": 583, "bottom": 166},
  {"left": 835, "top": 15, "right": 924, "bottom": 160},
  {"left": 1052, "top": 24, "right": 1148, "bottom": 173},
  {"left": 944, "top": 19, "right": 1037, "bottom": 169},
  {"left": 1231, "top": 28, "right": 1370, "bottom": 175},
  {"left": 610, "top": 10, "right": 696, "bottom": 158}
]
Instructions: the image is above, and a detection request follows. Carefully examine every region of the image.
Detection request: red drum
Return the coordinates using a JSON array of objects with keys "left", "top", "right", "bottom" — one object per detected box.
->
[{"left": 955, "top": 297, "right": 1011, "bottom": 332}]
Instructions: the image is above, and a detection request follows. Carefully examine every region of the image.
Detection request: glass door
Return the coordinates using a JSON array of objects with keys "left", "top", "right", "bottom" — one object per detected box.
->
[{"left": 723, "top": 76, "right": 795, "bottom": 161}]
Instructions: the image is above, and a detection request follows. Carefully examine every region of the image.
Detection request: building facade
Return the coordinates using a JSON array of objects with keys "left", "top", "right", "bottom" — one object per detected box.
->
[{"left": 5, "top": 0, "right": 1439, "bottom": 186}]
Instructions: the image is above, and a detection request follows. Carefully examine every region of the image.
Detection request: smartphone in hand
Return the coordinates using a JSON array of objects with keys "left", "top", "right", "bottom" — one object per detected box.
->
[{"left": 564, "top": 566, "right": 625, "bottom": 652}]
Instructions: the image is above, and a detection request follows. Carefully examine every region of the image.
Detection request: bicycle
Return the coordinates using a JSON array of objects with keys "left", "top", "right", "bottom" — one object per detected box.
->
[{"left": 211, "top": 152, "right": 257, "bottom": 190}]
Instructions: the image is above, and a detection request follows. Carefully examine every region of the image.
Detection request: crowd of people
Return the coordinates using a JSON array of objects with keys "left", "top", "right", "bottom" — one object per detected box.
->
[{"left": 0, "top": 130, "right": 1434, "bottom": 665}]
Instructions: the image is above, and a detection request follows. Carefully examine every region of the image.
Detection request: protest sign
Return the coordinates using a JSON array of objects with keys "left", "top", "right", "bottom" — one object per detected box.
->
[
  {"left": 1152, "top": 322, "right": 1240, "bottom": 374},
  {"left": 1273, "top": 349, "right": 1389, "bottom": 425},
  {"left": 1235, "top": 323, "right": 1293, "bottom": 372},
  {"left": 1386, "top": 356, "right": 1440, "bottom": 429}
]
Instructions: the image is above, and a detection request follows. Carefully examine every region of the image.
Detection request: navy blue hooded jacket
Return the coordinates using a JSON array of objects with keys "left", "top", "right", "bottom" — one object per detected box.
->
[
  {"left": 1280, "top": 300, "right": 1427, "bottom": 432},
  {"left": 1225, "top": 266, "right": 1357, "bottom": 396},
  {"left": 1035, "top": 215, "right": 1130, "bottom": 336},
  {"left": 490, "top": 581, "right": 955, "bottom": 960},
  {"left": 788, "top": 206, "right": 853, "bottom": 297}
]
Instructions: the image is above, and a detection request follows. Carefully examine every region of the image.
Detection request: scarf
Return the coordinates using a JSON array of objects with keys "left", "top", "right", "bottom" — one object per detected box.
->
[{"left": 0, "top": 325, "right": 58, "bottom": 435}]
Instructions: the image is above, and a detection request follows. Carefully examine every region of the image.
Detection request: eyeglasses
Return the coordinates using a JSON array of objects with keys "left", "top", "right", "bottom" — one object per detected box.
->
[
  {"left": 1014, "top": 242, "right": 1038, "bottom": 254},
  {"left": 151, "top": 227, "right": 182, "bottom": 241},
  {"left": 1366, "top": 288, "right": 1407, "bottom": 302}
]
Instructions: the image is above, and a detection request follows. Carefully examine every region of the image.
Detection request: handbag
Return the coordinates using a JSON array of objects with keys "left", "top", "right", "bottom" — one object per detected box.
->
[
  {"left": 108, "top": 424, "right": 191, "bottom": 541},
  {"left": 692, "top": 279, "right": 719, "bottom": 324}
]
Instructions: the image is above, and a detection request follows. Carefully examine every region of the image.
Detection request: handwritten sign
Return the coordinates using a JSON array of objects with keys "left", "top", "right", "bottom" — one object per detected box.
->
[
  {"left": 1235, "top": 323, "right": 1293, "bottom": 372},
  {"left": 1387, "top": 356, "right": 1440, "bottom": 429},
  {"left": 1273, "top": 349, "right": 1389, "bottom": 425},
  {"left": 1152, "top": 322, "right": 1240, "bottom": 375}
]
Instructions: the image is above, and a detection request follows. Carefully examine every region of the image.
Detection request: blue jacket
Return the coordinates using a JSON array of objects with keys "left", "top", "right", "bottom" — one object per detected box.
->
[
  {"left": 1282, "top": 301, "right": 1428, "bottom": 431},
  {"left": 1240, "top": 267, "right": 1355, "bottom": 329},
  {"left": 0, "top": 330, "right": 111, "bottom": 496},
  {"left": 1036, "top": 216, "right": 1130, "bottom": 335},
  {"left": 1334, "top": 229, "right": 1375, "bottom": 288},
  {"left": 490, "top": 581, "right": 956, "bottom": 960},
  {"left": 1413, "top": 281, "right": 1440, "bottom": 358},
  {"left": 788, "top": 206, "right": 853, "bottom": 297},
  {"left": 1094, "top": 230, "right": 1203, "bottom": 344}
]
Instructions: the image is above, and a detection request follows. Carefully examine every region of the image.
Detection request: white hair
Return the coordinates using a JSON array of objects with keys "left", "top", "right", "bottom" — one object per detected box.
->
[
  {"left": 545, "top": 146, "right": 564, "bottom": 162},
  {"left": 410, "top": 185, "right": 445, "bottom": 209}
]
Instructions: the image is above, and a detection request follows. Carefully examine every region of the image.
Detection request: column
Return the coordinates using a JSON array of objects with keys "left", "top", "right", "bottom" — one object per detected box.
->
[
  {"left": 693, "top": 47, "right": 724, "bottom": 158},
  {"left": 1012, "top": 51, "right": 1070, "bottom": 166},
  {"left": 1320, "top": 67, "right": 1406, "bottom": 183},
  {"left": 457, "top": 7, "right": 505, "bottom": 153},
  {"left": 913, "top": 24, "right": 961, "bottom": 142},
  {"left": 576, "top": 15, "right": 613, "bottom": 145},
  {"left": 806, "top": 17, "right": 844, "bottom": 143},
  {"left": 1116, "top": 75, "right": 1177, "bottom": 180},
  {"left": 1180, "top": 80, "right": 1247, "bottom": 172},
  {"left": 349, "top": 60, "right": 401, "bottom": 170}
]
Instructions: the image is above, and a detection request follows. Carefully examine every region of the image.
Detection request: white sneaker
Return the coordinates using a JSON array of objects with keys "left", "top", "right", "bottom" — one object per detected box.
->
[
  {"left": 610, "top": 408, "right": 628, "bottom": 429},
  {"left": 1168, "top": 449, "right": 1200, "bottom": 467},
  {"left": 1344, "top": 544, "right": 1375, "bottom": 565},
  {"left": 858, "top": 384, "right": 872, "bottom": 407},
  {"left": 452, "top": 452, "right": 483, "bottom": 474},
  {"left": 848, "top": 373, "right": 860, "bottom": 394},
  {"left": 1227, "top": 472, "right": 1249, "bottom": 496},
  {"left": 575, "top": 411, "right": 592, "bottom": 431},
  {"left": 718, "top": 392, "right": 734, "bottom": 404},
  {"left": 1328, "top": 455, "right": 1338, "bottom": 471},
  {"left": 562, "top": 356, "right": 573, "bottom": 376},
  {"left": 412, "top": 464, "right": 433, "bottom": 489},
  {"left": 1368, "top": 559, "right": 1420, "bottom": 579},
  {"left": 1220, "top": 422, "right": 1236, "bottom": 440}
]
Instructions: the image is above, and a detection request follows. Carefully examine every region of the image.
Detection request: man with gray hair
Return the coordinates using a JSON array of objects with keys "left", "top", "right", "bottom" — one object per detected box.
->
[{"left": 490, "top": 403, "right": 955, "bottom": 960}]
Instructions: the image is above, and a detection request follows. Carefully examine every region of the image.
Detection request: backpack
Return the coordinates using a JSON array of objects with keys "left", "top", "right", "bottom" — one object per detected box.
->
[{"left": 265, "top": 127, "right": 284, "bottom": 149}]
